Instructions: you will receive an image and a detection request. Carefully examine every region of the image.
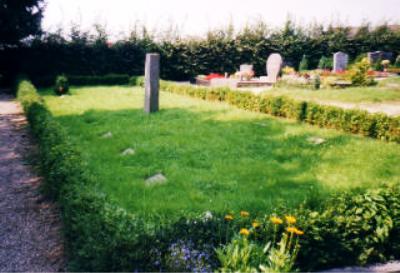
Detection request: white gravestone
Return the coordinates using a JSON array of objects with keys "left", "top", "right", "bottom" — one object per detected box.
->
[
  {"left": 266, "top": 53, "right": 283, "bottom": 83},
  {"left": 333, "top": 52, "right": 349, "bottom": 72}
]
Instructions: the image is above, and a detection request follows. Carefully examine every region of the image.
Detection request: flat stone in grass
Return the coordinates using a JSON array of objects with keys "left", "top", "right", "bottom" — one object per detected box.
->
[
  {"left": 121, "top": 148, "right": 135, "bottom": 156},
  {"left": 101, "top": 131, "right": 113, "bottom": 138},
  {"left": 145, "top": 173, "right": 167, "bottom": 186},
  {"left": 308, "top": 136, "right": 326, "bottom": 145}
]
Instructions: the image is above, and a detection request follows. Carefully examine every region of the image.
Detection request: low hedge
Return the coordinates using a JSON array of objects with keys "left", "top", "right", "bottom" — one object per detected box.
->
[
  {"left": 31, "top": 74, "right": 134, "bottom": 87},
  {"left": 159, "top": 81, "right": 400, "bottom": 143},
  {"left": 17, "top": 78, "right": 400, "bottom": 271}
]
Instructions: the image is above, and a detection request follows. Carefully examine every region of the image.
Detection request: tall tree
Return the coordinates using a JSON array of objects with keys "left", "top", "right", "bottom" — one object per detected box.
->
[{"left": 0, "top": 0, "right": 45, "bottom": 47}]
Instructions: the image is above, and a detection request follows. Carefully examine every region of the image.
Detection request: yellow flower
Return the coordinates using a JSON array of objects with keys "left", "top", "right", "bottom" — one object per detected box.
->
[
  {"left": 285, "top": 215, "right": 296, "bottom": 224},
  {"left": 294, "top": 228, "right": 304, "bottom": 236},
  {"left": 224, "top": 214, "right": 234, "bottom": 221},
  {"left": 286, "top": 227, "right": 304, "bottom": 235},
  {"left": 286, "top": 227, "right": 297, "bottom": 233},
  {"left": 252, "top": 221, "right": 261, "bottom": 228},
  {"left": 239, "top": 228, "right": 250, "bottom": 236},
  {"left": 270, "top": 216, "right": 283, "bottom": 225},
  {"left": 240, "top": 211, "right": 250, "bottom": 217}
]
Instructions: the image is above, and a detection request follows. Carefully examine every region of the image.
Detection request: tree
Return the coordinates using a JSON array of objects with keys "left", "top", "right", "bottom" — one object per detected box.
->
[{"left": 0, "top": 0, "right": 45, "bottom": 47}]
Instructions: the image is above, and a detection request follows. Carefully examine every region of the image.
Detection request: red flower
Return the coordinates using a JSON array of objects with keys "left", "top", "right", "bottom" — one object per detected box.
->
[{"left": 205, "top": 73, "right": 225, "bottom": 81}]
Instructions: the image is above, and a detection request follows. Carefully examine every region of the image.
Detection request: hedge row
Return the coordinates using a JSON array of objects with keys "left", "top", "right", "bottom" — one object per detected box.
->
[
  {"left": 31, "top": 74, "right": 139, "bottom": 87},
  {"left": 159, "top": 81, "right": 400, "bottom": 143},
  {"left": 16, "top": 78, "right": 164, "bottom": 271},
  {"left": 17, "top": 78, "right": 400, "bottom": 271}
]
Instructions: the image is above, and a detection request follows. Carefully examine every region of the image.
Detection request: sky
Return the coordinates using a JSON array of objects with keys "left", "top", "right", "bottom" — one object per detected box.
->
[{"left": 42, "top": 0, "right": 400, "bottom": 39}]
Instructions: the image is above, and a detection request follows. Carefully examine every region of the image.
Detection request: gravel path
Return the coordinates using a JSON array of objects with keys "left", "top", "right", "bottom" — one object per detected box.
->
[
  {"left": 315, "top": 100, "right": 400, "bottom": 117},
  {"left": 0, "top": 94, "right": 65, "bottom": 271}
]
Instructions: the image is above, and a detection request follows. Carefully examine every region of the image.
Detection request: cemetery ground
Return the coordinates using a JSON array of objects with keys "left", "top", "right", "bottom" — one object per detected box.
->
[
  {"left": 263, "top": 77, "right": 400, "bottom": 116},
  {"left": 270, "top": 77, "right": 400, "bottom": 104},
  {"left": 41, "top": 85, "right": 400, "bottom": 216}
]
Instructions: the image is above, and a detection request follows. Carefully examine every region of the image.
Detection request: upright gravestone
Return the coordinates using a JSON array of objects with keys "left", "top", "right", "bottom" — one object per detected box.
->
[
  {"left": 368, "top": 51, "right": 394, "bottom": 64},
  {"left": 144, "top": 53, "right": 160, "bottom": 113},
  {"left": 266, "top": 53, "right": 283, "bottom": 83},
  {"left": 333, "top": 52, "right": 349, "bottom": 72}
]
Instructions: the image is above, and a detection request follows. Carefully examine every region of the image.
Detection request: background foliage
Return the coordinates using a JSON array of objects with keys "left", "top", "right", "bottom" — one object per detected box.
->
[{"left": 2, "top": 21, "right": 400, "bottom": 86}]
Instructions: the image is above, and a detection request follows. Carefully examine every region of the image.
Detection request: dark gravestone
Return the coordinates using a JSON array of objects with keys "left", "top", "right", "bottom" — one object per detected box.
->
[
  {"left": 368, "top": 51, "right": 394, "bottom": 63},
  {"left": 144, "top": 53, "right": 160, "bottom": 113}
]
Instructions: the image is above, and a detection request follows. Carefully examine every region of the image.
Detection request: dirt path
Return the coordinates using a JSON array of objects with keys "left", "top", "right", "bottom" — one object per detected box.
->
[{"left": 0, "top": 94, "right": 65, "bottom": 271}]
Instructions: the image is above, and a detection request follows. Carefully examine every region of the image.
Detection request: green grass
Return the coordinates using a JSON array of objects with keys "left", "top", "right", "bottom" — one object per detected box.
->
[
  {"left": 266, "top": 77, "right": 400, "bottom": 103},
  {"left": 41, "top": 86, "right": 400, "bottom": 218}
]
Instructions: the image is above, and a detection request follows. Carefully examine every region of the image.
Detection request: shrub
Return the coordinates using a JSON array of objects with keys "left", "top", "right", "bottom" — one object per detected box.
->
[
  {"left": 298, "top": 55, "right": 309, "bottom": 71},
  {"left": 318, "top": 56, "right": 332, "bottom": 70},
  {"left": 349, "top": 58, "right": 376, "bottom": 86},
  {"left": 54, "top": 75, "right": 69, "bottom": 95},
  {"left": 69, "top": 74, "right": 129, "bottom": 86},
  {"left": 373, "top": 57, "right": 384, "bottom": 71},
  {"left": 297, "top": 185, "right": 400, "bottom": 270},
  {"left": 128, "top": 75, "right": 145, "bottom": 87}
]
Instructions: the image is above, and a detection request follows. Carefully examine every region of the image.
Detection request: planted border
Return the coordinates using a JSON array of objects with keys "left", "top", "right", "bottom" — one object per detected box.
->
[
  {"left": 17, "top": 78, "right": 400, "bottom": 272},
  {"left": 159, "top": 81, "right": 400, "bottom": 143}
]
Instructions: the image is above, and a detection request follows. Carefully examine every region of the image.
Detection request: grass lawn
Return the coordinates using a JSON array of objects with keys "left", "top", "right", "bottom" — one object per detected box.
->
[
  {"left": 264, "top": 77, "right": 400, "bottom": 103},
  {"left": 41, "top": 86, "right": 400, "bottom": 218}
]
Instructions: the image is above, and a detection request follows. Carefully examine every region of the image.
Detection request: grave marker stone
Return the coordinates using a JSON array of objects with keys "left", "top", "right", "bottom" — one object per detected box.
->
[
  {"left": 266, "top": 53, "right": 283, "bottom": 83},
  {"left": 368, "top": 51, "right": 394, "bottom": 64},
  {"left": 333, "top": 52, "right": 349, "bottom": 72},
  {"left": 144, "top": 53, "right": 160, "bottom": 113}
]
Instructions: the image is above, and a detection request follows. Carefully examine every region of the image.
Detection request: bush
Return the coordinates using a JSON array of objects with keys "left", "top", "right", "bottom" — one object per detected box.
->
[
  {"left": 298, "top": 55, "right": 309, "bottom": 71},
  {"left": 373, "top": 57, "right": 384, "bottom": 71},
  {"left": 128, "top": 75, "right": 145, "bottom": 87},
  {"left": 349, "top": 58, "right": 376, "bottom": 86},
  {"left": 33, "top": 74, "right": 130, "bottom": 87},
  {"left": 297, "top": 185, "right": 400, "bottom": 270},
  {"left": 54, "top": 75, "right": 69, "bottom": 95},
  {"left": 69, "top": 74, "right": 130, "bottom": 86},
  {"left": 318, "top": 56, "right": 332, "bottom": 70}
]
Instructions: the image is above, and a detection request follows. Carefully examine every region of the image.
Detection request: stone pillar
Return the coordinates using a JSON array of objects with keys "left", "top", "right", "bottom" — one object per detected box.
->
[{"left": 144, "top": 53, "right": 160, "bottom": 113}]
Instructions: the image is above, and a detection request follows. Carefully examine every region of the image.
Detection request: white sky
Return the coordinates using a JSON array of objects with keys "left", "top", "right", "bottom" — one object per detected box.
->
[{"left": 43, "top": 0, "right": 400, "bottom": 39}]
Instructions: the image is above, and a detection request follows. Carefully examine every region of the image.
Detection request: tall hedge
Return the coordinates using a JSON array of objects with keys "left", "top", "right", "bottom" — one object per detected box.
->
[{"left": 2, "top": 21, "right": 400, "bottom": 85}]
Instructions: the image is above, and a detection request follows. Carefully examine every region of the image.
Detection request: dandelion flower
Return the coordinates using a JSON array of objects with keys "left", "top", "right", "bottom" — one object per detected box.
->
[
  {"left": 240, "top": 211, "right": 250, "bottom": 217},
  {"left": 270, "top": 216, "right": 283, "bottom": 225},
  {"left": 224, "top": 214, "right": 234, "bottom": 221},
  {"left": 294, "top": 228, "right": 304, "bottom": 235},
  {"left": 252, "top": 221, "right": 261, "bottom": 228},
  {"left": 286, "top": 227, "right": 297, "bottom": 234},
  {"left": 239, "top": 228, "right": 250, "bottom": 236},
  {"left": 285, "top": 215, "right": 296, "bottom": 224}
]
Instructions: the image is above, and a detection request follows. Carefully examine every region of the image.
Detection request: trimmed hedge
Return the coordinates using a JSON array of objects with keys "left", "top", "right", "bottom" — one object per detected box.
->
[
  {"left": 31, "top": 74, "right": 132, "bottom": 87},
  {"left": 17, "top": 78, "right": 400, "bottom": 272},
  {"left": 159, "top": 81, "right": 400, "bottom": 143},
  {"left": 17, "top": 79, "right": 161, "bottom": 271}
]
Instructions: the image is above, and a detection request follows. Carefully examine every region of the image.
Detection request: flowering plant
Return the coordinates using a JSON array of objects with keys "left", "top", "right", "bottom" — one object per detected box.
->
[
  {"left": 217, "top": 213, "right": 303, "bottom": 272},
  {"left": 204, "top": 73, "right": 225, "bottom": 81}
]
